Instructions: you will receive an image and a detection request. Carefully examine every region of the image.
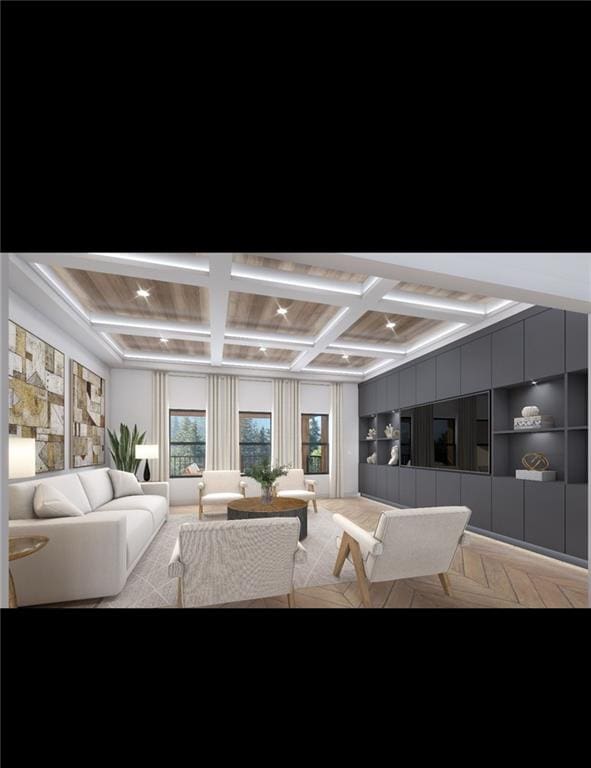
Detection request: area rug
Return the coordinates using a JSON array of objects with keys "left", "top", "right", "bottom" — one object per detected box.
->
[{"left": 96, "top": 507, "right": 357, "bottom": 608}]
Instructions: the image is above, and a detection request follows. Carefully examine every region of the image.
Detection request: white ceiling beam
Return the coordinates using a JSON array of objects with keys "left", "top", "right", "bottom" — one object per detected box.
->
[
  {"left": 90, "top": 315, "right": 210, "bottom": 337},
  {"left": 222, "top": 336, "right": 311, "bottom": 353},
  {"left": 231, "top": 263, "right": 364, "bottom": 296},
  {"left": 208, "top": 254, "right": 233, "bottom": 366},
  {"left": 291, "top": 278, "right": 400, "bottom": 371},
  {"left": 327, "top": 341, "right": 406, "bottom": 356},
  {"left": 228, "top": 275, "right": 354, "bottom": 308},
  {"left": 224, "top": 328, "right": 315, "bottom": 346},
  {"left": 375, "top": 297, "right": 483, "bottom": 325},
  {"left": 18, "top": 253, "right": 211, "bottom": 289}
]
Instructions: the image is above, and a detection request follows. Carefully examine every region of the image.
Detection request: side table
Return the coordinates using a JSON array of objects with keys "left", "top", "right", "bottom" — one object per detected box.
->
[{"left": 9, "top": 536, "right": 49, "bottom": 608}]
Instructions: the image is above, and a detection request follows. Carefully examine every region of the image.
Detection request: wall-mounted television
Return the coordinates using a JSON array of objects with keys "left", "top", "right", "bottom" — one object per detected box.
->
[{"left": 400, "top": 392, "right": 490, "bottom": 473}]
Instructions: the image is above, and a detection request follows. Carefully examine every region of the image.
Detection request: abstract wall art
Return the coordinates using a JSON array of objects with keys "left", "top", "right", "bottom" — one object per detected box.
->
[
  {"left": 8, "top": 320, "right": 65, "bottom": 473},
  {"left": 71, "top": 360, "right": 105, "bottom": 467}
]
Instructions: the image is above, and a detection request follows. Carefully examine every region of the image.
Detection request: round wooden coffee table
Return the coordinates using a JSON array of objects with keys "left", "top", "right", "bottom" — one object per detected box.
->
[{"left": 227, "top": 497, "right": 308, "bottom": 540}]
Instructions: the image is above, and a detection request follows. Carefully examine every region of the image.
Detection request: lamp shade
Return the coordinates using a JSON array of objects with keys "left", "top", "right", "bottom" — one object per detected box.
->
[
  {"left": 135, "top": 444, "right": 159, "bottom": 460},
  {"left": 9, "top": 436, "right": 36, "bottom": 479}
]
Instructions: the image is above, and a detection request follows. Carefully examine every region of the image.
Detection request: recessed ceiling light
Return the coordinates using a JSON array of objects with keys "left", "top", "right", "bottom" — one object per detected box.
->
[
  {"left": 136, "top": 288, "right": 150, "bottom": 298},
  {"left": 342, "top": 353, "right": 350, "bottom": 360},
  {"left": 160, "top": 338, "right": 168, "bottom": 344},
  {"left": 386, "top": 320, "right": 397, "bottom": 330},
  {"left": 531, "top": 380, "right": 538, "bottom": 385},
  {"left": 276, "top": 306, "right": 288, "bottom": 316},
  {"left": 259, "top": 346, "right": 267, "bottom": 352}
]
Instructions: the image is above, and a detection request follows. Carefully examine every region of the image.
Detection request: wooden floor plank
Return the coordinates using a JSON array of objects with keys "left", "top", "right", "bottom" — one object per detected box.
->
[
  {"left": 481, "top": 555, "right": 518, "bottom": 603},
  {"left": 504, "top": 566, "right": 546, "bottom": 608},
  {"left": 462, "top": 548, "right": 490, "bottom": 588},
  {"left": 529, "top": 576, "right": 574, "bottom": 609}
]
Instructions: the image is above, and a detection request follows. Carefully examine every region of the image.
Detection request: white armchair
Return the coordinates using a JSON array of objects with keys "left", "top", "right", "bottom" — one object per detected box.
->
[
  {"left": 197, "top": 470, "right": 247, "bottom": 519},
  {"left": 273, "top": 469, "right": 318, "bottom": 513},
  {"left": 168, "top": 517, "right": 307, "bottom": 607},
  {"left": 333, "top": 506, "right": 471, "bottom": 607}
]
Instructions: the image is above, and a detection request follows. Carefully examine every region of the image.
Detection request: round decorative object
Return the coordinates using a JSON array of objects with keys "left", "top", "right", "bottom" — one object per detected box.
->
[
  {"left": 521, "top": 406, "right": 540, "bottom": 417},
  {"left": 521, "top": 452, "right": 550, "bottom": 471}
]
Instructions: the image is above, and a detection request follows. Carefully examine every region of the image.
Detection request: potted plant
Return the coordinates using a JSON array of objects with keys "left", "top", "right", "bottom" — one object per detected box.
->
[
  {"left": 107, "top": 423, "right": 146, "bottom": 474},
  {"left": 246, "top": 460, "right": 290, "bottom": 504}
]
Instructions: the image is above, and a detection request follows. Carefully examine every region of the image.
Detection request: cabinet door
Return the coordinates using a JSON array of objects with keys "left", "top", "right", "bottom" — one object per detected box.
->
[
  {"left": 436, "top": 471, "right": 461, "bottom": 507},
  {"left": 359, "top": 384, "right": 367, "bottom": 416},
  {"left": 376, "top": 465, "right": 388, "bottom": 501},
  {"left": 416, "top": 358, "right": 436, "bottom": 405},
  {"left": 524, "top": 482, "right": 565, "bottom": 552},
  {"left": 461, "top": 474, "right": 492, "bottom": 530},
  {"left": 492, "top": 322, "right": 524, "bottom": 388},
  {"left": 524, "top": 309, "right": 565, "bottom": 381},
  {"left": 461, "top": 335, "right": 492, "bottom": 394},
  {"left": 388, "top": 372, "right": 400, "bottom": 411},
  {"left": 415, "top": 469, "right": 437, "bottom": 507},
  {"left": 566, "top": 484, "right": 588, "bottom": 559},
  {"left": 436, "top": 349, "right": 461, "bottom": 400},
  {"left": 366, "top": 379, "right": 378, "bottom": 415},
  {"left": 566, "top": 311, "right": 588, "bottom": 373},
  {"left": 387, "top": 467, "right": 399, "bottom": 505},
  {"left": 376, "top": 376, "right": 388, "bottom": 413},
  {"left": 399, "top": 468, "right": 416, "bottom": 507},
  {"left": 400, "top": 366, "right": 416, "bottom": 408},
  {"left": 359, "top": 463, "right": 368, "bottom": 494},
  {"left": 492, "top": 477, "right": 524, "bottom": 540}
]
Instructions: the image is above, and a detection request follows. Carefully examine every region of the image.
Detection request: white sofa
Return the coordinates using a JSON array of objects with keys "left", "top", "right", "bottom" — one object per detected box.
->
[{"left": 8, "top": 468, "right": 169, "bottom": 606}]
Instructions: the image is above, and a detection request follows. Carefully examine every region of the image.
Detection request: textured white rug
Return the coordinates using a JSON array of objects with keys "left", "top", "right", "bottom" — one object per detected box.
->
[{"left": 97, "top": 507, "right": 357, "bottom": 608}]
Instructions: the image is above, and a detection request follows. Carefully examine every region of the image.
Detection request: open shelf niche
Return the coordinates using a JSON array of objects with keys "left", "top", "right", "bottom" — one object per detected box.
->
[
  {"left": 359, "top": 414, "right": 378, "bottom": 463},
  {"left": 377, "top": 410, "right": 400, "bottom": 466}
]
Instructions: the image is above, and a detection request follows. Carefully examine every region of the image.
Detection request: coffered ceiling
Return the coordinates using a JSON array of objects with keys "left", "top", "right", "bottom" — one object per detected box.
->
[{"left": 9, "top": 253, "right": 530, "bottom": 381}]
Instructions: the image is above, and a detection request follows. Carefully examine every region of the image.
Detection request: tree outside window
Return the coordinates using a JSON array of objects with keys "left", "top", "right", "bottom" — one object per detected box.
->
[
  {"left": 239, "top": 412, "right": 272, "bottom": 474},
  {"left": 169, "top": 410, "right": 206, "bottom": 477},
  {"left": 302, "top": 413, "right": 329, "bottom": 474}
]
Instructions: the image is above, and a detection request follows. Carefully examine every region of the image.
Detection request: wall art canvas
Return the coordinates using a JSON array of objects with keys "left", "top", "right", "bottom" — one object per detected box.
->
[
  {"left": 71, "top": 360, "right": 105, "bottom": 467},
  {"left": 8, "top": 320, "right": 65, "bottom": 473}
]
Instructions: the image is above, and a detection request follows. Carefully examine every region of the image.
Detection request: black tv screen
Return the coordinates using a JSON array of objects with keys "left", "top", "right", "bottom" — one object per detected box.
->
[{"left": 400, "top": 392, "right": 490, "bottom": 473}]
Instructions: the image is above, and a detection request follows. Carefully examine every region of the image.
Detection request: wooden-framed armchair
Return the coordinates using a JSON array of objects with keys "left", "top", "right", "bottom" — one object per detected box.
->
[
  {"left": 273, "top": 469, "right": 318, "bottom": 513},
  {"left": 197, "top": 470, "right": 247, "bottom": 520}
]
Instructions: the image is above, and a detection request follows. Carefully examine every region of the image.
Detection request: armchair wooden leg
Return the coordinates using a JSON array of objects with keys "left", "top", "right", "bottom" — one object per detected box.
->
[
  {"left": 438, "top": 572, "right": 452, "bottom": 596},
  {"left": 333, "top": 533, "right": 351, "bottom": 577},
  {"left": 198, "top": 501, "right": 203, "bottom": 520},
  {"left": 287, "top": 590, "right": 296, "bottom": 608},
  {"left": 177, "top": 578, "right": 183, "bottom": 608},
  {"left": 312, "top": 498, "right": 318, "bottom": 514},
  {"left": 348, "top": 537, "right": 372, "bottom": 608}
]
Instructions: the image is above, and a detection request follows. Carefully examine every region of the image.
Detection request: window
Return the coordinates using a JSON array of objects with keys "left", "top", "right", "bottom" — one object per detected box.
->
[
  {"left": 239, "top": 412, "right": 272, "bottom": 474},
  {"left": 302, "top": 413, "right": 329, "bottom": 474},
  {"left": 169, "top": 410, "right": 206, "bottom": 477}
]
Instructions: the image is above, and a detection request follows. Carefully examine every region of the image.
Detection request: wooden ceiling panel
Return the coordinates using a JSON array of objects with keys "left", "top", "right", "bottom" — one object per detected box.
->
[
  {"left": 53, "top": 267, "right": 209, "bottom": 323},
  {"left": 234, "top": 254, "right": 368, "bottom": 284},
  {"left": 113, "top": 335, "right": 210, "bottom": 356},
  {"left": 309, "top": 352, "right": 374, "bottom": 369},
  {"left": 338, "top": 311, "right": 443, "bottom": 344},
  {"left": 226, "top": 291, "right": 338, "bottom": 337},
  {"left": 396, "top": 281, "right": 488, "bottom": 303},
  {"left": 223, "top": 344, "right": 297, "bottom": 363}
]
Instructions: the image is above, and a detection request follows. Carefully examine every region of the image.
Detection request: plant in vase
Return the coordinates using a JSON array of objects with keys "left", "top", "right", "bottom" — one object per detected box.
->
[
  {"left": 107, "top": 423, "right": 146, "bottom": 473},
  {"left": 246, "top": 460, "right": 290, "bottom": 504}
]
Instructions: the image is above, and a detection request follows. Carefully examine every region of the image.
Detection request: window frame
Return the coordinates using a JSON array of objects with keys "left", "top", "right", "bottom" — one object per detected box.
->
[
  {"left": 301, "top": 412, "right": 330, "bottom": 475},
  {"left": 169, "top": 408, "right": 206, "bottom": 478},
  {"left": 239, "top": 411, "right": 272, "bottom": 474}
]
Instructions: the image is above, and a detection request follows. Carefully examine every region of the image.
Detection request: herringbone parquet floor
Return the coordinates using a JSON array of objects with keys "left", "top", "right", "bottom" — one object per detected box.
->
[{"left": 174, "top": 497, "right": 588, "bottom": 609}]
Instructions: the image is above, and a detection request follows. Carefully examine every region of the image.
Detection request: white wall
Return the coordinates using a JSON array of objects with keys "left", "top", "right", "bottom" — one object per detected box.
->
[
  {"left": 8, "top": 291, "right": 111, "bottom": 483},
  {"left": 108, "top": 371, "right": 360, "bottom": 506}
]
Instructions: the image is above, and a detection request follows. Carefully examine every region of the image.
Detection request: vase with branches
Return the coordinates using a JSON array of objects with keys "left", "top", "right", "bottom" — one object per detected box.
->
[
  {"left": 107, "top": 423, "right": 146, "bottom": 474},
  {"left": 246, "top": 460, "right": 290, "bottom": 504}
]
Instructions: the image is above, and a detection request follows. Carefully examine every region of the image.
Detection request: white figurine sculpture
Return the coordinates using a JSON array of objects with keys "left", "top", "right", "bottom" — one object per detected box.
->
[
  {"left": 366, "top": 451, "right": 377, "bottom": 464},
  {"left": 384, "top": 424, "right": 394, "bottom": 438},
  {"left": 387, "top": 444, "right": 399, "bottom": 466},
  {"left": 366, "top": 427, "right": 377, "bottom": 440},
  {"left": 521, "top": 406, "right": 540, "bottom": 417}
]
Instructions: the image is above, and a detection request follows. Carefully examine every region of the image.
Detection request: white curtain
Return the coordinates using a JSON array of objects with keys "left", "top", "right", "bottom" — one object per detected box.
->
[
  {"left": 329, "top": 382, "right": 345, "bottom": 498},
  {"left": 206, "top": 374, "right": 240, "bottom": 470},
  {"left": 272, "top": 379, "right": 301, "bottom": 467},
  {"left": 152, "top": 371, "right": 169, "bottom": 482}
]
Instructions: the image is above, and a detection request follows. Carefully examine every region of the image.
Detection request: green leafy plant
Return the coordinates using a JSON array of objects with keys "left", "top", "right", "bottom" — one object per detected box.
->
[
  {"left": 246, "top": 460, "right": 290, "bottom": 488},
  {"left": 107, "top": 423, "right": 146, "bottom": 473}
]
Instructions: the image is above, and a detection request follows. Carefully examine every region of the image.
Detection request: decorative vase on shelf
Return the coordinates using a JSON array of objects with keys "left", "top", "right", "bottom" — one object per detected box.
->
[{"left": 261, "top": 484, "right": 273, "bottom": 504}]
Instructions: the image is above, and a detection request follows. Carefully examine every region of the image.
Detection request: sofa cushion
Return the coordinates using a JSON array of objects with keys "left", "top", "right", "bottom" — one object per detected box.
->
[
  {"left": 202, "top": 470, "right": 241, "bottom": 494},
  {"left": 109, "top": 469, "right": 144, "bottom": 499},
  {"left": 201, "top": 492, "right": 244, "bottom": 504},
  {"left": 33, "top": 483, "right": 85, "bottom": 518},
  {"left": 97, "top": 495, "right": 167, "bottom": 531},
  {"left": 78, "top": 468, "right": 114, "bottom": 510},
  {"left": 9, "top": 473, "right": 92, "bottom": 519},
  {"left": 276, "top": 490, "right": 315, "bottom": 501}
]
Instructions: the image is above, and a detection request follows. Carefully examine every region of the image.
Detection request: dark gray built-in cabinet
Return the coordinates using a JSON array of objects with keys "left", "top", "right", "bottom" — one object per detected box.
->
[{"left": 357, "top": 306, "right": 588, "bottom": 565}]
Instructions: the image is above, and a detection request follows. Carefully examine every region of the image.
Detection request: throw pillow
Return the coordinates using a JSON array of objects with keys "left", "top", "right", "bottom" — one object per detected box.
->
[
  {"left": 33, "top": 483, "right": 85, "bottom": 519},
  {"left": 109, "top": 469, "right": 144, "bottom": 498}
]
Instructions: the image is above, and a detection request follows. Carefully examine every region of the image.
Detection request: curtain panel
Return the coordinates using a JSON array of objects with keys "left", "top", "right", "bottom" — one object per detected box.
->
[
  {"left": 152, "top": 371, "right": 169, "bottom": 482},
  {"left": 206, "top": 374, "right": 240, "bottom": 470},
  {"left": 272, "top": 379, "right": 301, "bottom": 468},
  {"left": 329, "top": 382, "right": 344, "bottom": 498}
]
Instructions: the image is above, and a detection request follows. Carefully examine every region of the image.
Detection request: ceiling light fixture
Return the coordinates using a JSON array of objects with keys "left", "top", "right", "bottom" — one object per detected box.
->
[
  {"left": 276, "top": 306, "right": 288, "bottom": 316},
  {"left": 342, "top": 353, "right": 350, "bottom": 360},
  {"left": 136, "top": 288, "right": 150, "bottom": 298},
  {"left": 259, "top": 346, "right": 267, "bottom": 352},
  {"left": 160, "top": 338, "right": 169, "bottom": 344},
  {"left": 386, "top": 320, "right": 397, "bottom": 330}
]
